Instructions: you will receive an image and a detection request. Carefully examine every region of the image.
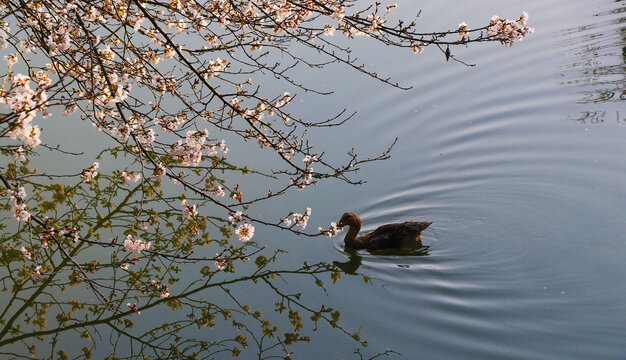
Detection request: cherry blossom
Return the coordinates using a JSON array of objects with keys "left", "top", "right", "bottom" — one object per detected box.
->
[
  {"left": 19, "top": 247, "right": 31, "bottom": 260},
  {"left": 487, "top": 12, "right": 534, "bottom": 46},
  {"left": 181, "top": 199, "right": 198, "bottom": 219},
  {"left": 7, "top": 186, "right": 30, "bottom": 222},
  {"left": 458, "top": 22, "right": 469, "bottom": 39},
  {"left": 235, "top": 223, "right": 255, "bottom": 242},
  {"left": 212, "top": 186, "right": 225, "bottom": 197},
  {"left": 229, "top": 211, "right": 243, "bottom": 225},
  {"left": 151, "top": 162, "right": 166, "bottom": 179},
  {"left": 0, "top": 1, "right": 535, "bottom": 344},
  {"left": 123, "top": 234, "right": 151, "bottom": 253},
  {"left": 319, "top": 222, "right": 343, "bottom": 237},
  {"left": 81, "top": 162, "right": 99, "bottom": 182},
  {"left": 169, "top": 130, "right": 209, "bottom": 166},
  {"left": 122, "top": 171, "right": 141, "bottom": 182},
  {"left": 12, "top": 146, "right": 25, "bottom": 161},
  {"left": 292, "top": 208, "right": 312, "bottom": 230}
]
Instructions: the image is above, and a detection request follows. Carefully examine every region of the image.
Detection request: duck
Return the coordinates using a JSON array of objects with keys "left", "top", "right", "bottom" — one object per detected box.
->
[{"left": 337, "top": 212, "right": 432, "bottom": 250}]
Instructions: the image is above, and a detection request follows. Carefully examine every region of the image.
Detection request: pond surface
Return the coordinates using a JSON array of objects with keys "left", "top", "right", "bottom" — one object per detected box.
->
[
  {"left": 259, "top": 0, "right": 625, "bottom": 358},
  {"left": 4, "top": 0, "right": 625, "bottom": 359}
]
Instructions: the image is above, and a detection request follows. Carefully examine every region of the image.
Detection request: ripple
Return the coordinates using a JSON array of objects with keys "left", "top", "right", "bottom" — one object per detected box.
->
[{"left": 315, "top": 1, "right": 626, "bottom": 359}]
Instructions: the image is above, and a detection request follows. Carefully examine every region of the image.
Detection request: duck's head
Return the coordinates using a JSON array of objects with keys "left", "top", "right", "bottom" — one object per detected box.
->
[{"left": 337, "top": 212, "right": 361, "bottom": 228}]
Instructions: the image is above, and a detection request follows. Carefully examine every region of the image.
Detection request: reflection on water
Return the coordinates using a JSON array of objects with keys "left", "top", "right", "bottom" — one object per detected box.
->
[
  {"left": 559, "top": 3, "right": 625, "bottom": 124},
  {"left": 333, "top": 244, "right": 430, "bottom": 275},
  {"left": 2, "top": 1, "right": 625, "bottom": 359},
  {"left": 313, "top": 1, "right": 626, "bottom": 359}
]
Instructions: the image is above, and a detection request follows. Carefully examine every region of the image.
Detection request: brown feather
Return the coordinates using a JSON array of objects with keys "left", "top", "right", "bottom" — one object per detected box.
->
[{"left": 337, "top": 212, "right": 432, "bottom": 250}]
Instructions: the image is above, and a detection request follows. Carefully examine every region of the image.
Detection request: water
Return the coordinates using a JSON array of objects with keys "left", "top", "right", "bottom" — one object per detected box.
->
[
  {"left": 271, "top": 0, "right": 626, "bottom": 358},
  {"left": 2, "top": 0, "right": 625, "bottom": 359}
]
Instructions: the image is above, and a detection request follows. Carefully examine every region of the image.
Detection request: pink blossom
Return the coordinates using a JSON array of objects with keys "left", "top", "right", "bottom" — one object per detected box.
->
[
  {"left": 215, "top": 259, "right": 226, "bottom": 270},
  {"left": 122, "top": 171, "right": 141, "bottom": 182},
  {"left": 292, "top": 207, "right": 311, "bottom": 230},
  {"left": 235, "top": 223, "right": 255, "bottom": 242},
  {"left": 458, "top": 22, "right": 469, "bottom": 38},
  {"left": 181, "top": 199, "right": 198, "bottom": 218},
  {"left": 318, "top": 222, "right": 343, "bottom": 237},
  {"left": 8, "top": 187, "right": 30, "bottom": 222},
  {"left": 81, "top": 162, "right": 99, "bottom": 182},
  {"left": 228, "top": 211, "right": 243, "bottom": 225},
  {"left": 212, "top": 186, "right": 225, "bottom": 197},
  {"left": 487, "top": 12, "right": 534, "bottom": 46},
  {"left": 20, "top": 247, "right": 31, "bottom": 260},
  {"left": 12, "top": 146, "right": 26, "bottom": 162},
  {"left": 151, "top": 162, "right": 166, "bottom": 178},
  {"left": 169, "top": 129, "right": 208, "bottom": 166},
  {"left": 123, "top": 234, "right": 151, "bottom": 253}
]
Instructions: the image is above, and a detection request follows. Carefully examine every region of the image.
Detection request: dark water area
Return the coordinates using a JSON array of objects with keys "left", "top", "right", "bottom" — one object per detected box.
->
[{"left": 259, "top": 0, "right": 626, "bottom": 359}]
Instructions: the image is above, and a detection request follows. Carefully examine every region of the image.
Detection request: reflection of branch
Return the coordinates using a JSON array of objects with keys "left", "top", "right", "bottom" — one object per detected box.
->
[
  {"left": 0, "top": 261, "right": 336, "bottom": 348},
  {"left": 0, "top": 173, "right": 141, "bottom": 342}
]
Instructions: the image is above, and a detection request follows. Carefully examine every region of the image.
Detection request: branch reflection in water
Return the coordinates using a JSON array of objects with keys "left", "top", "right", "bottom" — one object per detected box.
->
[{"left": 0, "top": 245, "right": 396, "bottom": 358}]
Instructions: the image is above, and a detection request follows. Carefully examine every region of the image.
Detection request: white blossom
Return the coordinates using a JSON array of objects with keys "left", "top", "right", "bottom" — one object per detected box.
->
[
  {"left": 81, "top": 162, "right": 99, "bottom": 182},
  {"left": 212, "top": 186, "right": 225, "bottom": 197},
  {"left": 235, "top": 223, "right": 255, "bottom": 242},
  {"left": 123, "top": 234, "right": 151, "bottom": 253},
  {"left": 20, "top": 247, "right": 31, "bottom": 260}
]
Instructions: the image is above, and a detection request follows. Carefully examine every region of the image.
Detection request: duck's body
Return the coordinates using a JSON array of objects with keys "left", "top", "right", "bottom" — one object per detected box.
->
[{"left": 337, "top": 212, "right": 431, "bottom": 250}]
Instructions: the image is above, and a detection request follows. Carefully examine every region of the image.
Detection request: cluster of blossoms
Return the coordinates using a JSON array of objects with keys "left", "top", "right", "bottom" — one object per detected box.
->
[
  {"left": 154, "top": 113, "right": 187, "bottom": 133},
  {"left": 235, "top": 223, "right": 255, "bottom": 242},
  {"left": 181, "top": 199, "right": 198, "bottom": 219},
  {"left": 126, "top": 302, "right": 140, "bottom": 315},
  {"left": 214, "top": 255, "right": 227, "bottom": 271},
  {"left": 109, "top": 118, "right": 154, "bottom": 146},
  {"left": 80, "top": 162, "right": 99, "bottom": 182},
  {"left": 229, "top": 211, "right": 255, "bottom": 242},
  {"left": 12, "top": 146, "right": 26, "bottom": 161},
  {"left": 149, "top": 280, "right": 170, "bottom": 299},
  {"left": 122, "top": 171, "right": 141, "bottom": 182},
  {"left": 46, "top": 22, "right": 71, "bottom": 53},
  {"left": 169, "top": 129, "right": 209, "bottom": 166},
  {"left": 273, "top": 92, "right": 292, "bottom": 109},
  {"left": 151, "top": 162, "right": 166, "bottom": 179},
  {"left": 366, "top": 4, "right": 397, "bottom": 33},
  {"left": 207, "top": 139, "right": 229, "bottom": 156},
  {"left": 318, "top": 222, "right": 343, "bottom": 238},
  {"left": 211, "top": 185, "right": 225, "bottom": 197},
  {"left": 1, "top": 71, "right": 50, "bottom": 149},
  {"left": 123, "top": 234, "right": 151, "bottom": 253},
  {"left": 203, "top": 58, "right": 229, "bottom": 79},
  {"left": 228, "top": 211, "right": 243, "bottom": 224},
  {"left": 7, "top": 186, "right": 30, "bottom": 222},
  {"left": 39, "top": 226, "right": 80, "bottom": 248},
  {"left": 33, "top": 265, "right": 42, "bottom": 276},
  {"left": 289, "top": 154, "right": 318, "bottom": 190},
  {"left": 282, "top": 207, "right": 312, "bottom": 230},
  {"left": 457, "top": 22, "right": 469, "bottom": 39},
  {"left": 487, "top": 12, "right": 534, "bottom": 46},
  {"left": 20, "top": 246, "right": 31, "bottom": 260}
]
